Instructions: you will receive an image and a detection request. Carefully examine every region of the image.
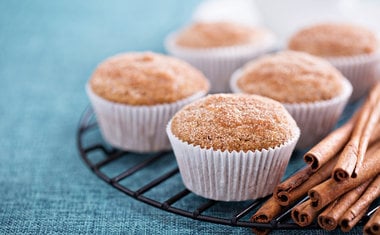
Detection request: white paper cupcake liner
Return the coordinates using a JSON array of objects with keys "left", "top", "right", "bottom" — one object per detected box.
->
[
  {"left": 165, "top": 32, "right": 277, "bottom": 94},
  {"left": 86, "top": 84, "right": 207, "bottom": 153},
  {"left": 326, "top": 52, "right": 380, "bottom": 102},
  {"left": 230, "top": 69, "right": 353, "bottom": 149},
  {"left": 166, "top": 121, "right": 300, "bottom": 201}
]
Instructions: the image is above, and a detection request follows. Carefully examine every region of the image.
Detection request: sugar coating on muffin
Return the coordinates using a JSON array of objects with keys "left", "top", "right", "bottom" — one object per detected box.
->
[
  {"left": 175, "top": 21, "right": 271, "bottom": 48},
  {"left": 236, "top": 51, "right": 345, "bottom": 103},
  {"left": 288, "top": 23, "right": 378, "bottom": 57},
  {"left": 171, "top": 94, "right": 298, "bottom": 152},
  {"left": 90, "top": 52, "right": 209, "bottom": 105}
]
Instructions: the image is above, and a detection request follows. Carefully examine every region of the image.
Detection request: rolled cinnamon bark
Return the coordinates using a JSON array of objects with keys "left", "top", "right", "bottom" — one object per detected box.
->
[
  {"left": 304, "top": 118, "right": 355, "bottom": 171},
  {"left": 291, "top": 199, "right": 319, "bottom": 227},
  {"left": 274, "top": 157, "right": 337, "bottom": 206},
  {"left": 339, "top": 175, "right": 380, "bottom": 232},
  {"left": 333, "top": 141, "right": 360, "bottom": 181},
  {"left": 309, "top": 142, "right": 380, "bottom": 210},
  {"left": 364, "top": 207, "right": 380, "bottom": 235},
  {"left": 250, "top": 197, "right": 286, "bottom": 235},
  {"left": 369, "top": 124, "right": 380, "bottom": 146},
  {"left": 354, "top": 83, "right": 380, "bottom": 176},
  {"left": 317, "top": 180, "right": 371, "bottom": 231},
  {"left": 333, "top": 82, "right": 380, "bottom": 181},
  {"left": 340, "top": 205, "right": 370, "bottom": 232}
]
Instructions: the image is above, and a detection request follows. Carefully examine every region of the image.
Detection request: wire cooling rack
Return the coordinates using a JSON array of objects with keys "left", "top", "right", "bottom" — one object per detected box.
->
[{"left": 76, "top": 102, "right": 376, "bottom": 231}]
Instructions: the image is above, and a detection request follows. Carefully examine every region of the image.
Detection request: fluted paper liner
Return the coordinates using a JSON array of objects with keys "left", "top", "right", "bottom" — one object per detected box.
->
[
  {"left": 230, "top": 69, "right": 353, "bottom": 149},
  {"left": 166, "top": 122, "right": 300, "bottom": 201},
  {"left": 327, "top": 52, "right": 380, "bottom": 101},
  {"left": 86, "top": 84, "right": 207, "bottom": 153},
  {"left": 165, "top": 32, "right": 277, "bottom": 93}
]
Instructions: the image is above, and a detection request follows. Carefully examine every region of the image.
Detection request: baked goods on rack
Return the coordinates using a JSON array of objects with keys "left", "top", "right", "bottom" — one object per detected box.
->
[
  {"left": 167, "top": 94, "right": 299, "bottom": 201},
  {"left": 230, "top": 50, "right": 352, "bottom": 148},
  {"left": 87, "top": 52, "right": 209, "bottom": 152},
  {"left": 165, "top": 21, "right": 276, "bottom": 93},
  {"left": 288, "top": 22, "right": 380, "bottom": 101}
]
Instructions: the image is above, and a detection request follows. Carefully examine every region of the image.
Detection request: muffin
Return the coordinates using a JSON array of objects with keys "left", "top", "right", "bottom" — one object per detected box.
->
[
  {"left": 87, "top": 52, "right": 209, "bottom": 152},
  {"left": 288, "top": 22, "right": 380, "bottom": 101},
  {"left": 166, "top": 94, "right": 300, "bottom": 201},
  {"left": 230, "top": 51, "right": 352, "bottom": 149},
  {"left": 165, "top": 21, "right": 276, "bottom": 93}
]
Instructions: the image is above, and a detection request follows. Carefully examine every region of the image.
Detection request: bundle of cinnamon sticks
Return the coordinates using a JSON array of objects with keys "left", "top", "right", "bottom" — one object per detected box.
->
[{"left": 250, "top": 82, "right": 380, "bottom": 235}]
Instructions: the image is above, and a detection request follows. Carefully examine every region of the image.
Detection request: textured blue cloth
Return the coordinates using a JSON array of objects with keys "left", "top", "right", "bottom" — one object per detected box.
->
[{"left": 0, "top": 1, "right": 363, "bottom": 234}]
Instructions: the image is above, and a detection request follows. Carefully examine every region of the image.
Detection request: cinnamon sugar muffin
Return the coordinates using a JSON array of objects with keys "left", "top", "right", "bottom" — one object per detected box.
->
[
  {"left": 288, "top": 23, "right": 378, "bottom": 57},
  {"left": 90, "top": 52, "right": 208, "bottom": 105},
  {"left": 167, "top": 94, "right": 300, "bottom": 201},
  {"left": 165, "top": 21, "right": 277, "bottom": 93},
  {"left": 175, "top": 21, "right": 270, "bottom": 49},
  {"left": 288, "top": 22, "right": 380, "bottom": 101},
  {"left": 231, "top": 51, "right": 352, "bottom": 149},
  {"left": 87, "top": 52, "right": 209, "bottom": 152},
  {"left": 236, "top": 51, "right": 344, "bottom": 103}
]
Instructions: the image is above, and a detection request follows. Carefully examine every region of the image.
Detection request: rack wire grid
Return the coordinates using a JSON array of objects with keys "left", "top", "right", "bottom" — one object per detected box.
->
[{"left": 76, "top": 101, "right": 377, "bottom": 231}]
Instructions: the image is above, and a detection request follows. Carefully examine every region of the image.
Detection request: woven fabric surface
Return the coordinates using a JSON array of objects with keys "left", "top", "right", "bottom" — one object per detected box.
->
[{"left": 0, "top": 1, "right": 363, "bottom": 234}]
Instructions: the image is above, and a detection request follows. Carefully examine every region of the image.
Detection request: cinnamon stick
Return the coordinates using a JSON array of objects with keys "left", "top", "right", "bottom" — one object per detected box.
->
[
  {"left": 339, "top": 175, "right": 380, "bottom": 232},
  {"left": 354, "top": 84, "right": 380, "bottom": 176},
  {"left": 291, "top": 199, "right": 319, "bottom": 227},
  {"left": 340, "top": 205, "right": 370, "bottom": 232},
  {"left": 317, "top": 180, "right": 371, "bottom": 231},
  {"left": 369, "top": 124, "right": 380, "bottom": 146},
  {"left": 309, "top": 142, "right": 380, "bottom": 210},
  {"left": 274, "top": 156, "right": 338, "bottom": 206},
  {"left": 333, "top": 82, "right": 380, "bottom": 181},
  {"left": 304, "top": 118, "right": 355, "bottom": 171},
  {"left": 364, "top": 207, "right": 380, "bottom": 235},
  {"left": 250, "top": 197, "right": 286, "bottom": 235}
]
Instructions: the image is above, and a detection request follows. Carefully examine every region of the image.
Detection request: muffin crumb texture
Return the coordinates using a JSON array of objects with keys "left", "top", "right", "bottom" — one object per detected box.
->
[
  {"left": 171, "top": 94, "right": 298, "bottom": 152},
  {"left": 237, "top": 51, "right": 345, "bottom": 103},
  {"left": 175, "top": 21, "right": 269, "bottom": 48},
  {"left": 288, "top": 23, "right": 378, "bottom": 57},
  {"left": 90, "top": 52, "right": 209, "bottom": 105}
]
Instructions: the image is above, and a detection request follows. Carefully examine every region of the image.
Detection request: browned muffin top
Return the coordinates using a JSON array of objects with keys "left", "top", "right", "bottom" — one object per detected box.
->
[
  {"left": 171, "top": 94, "right": 298, "bottom": 152},
  {"left": 236, "top": 51, "right": 345, "bottom": 103},
  {"left": 90, "top": 52, "right": 209, "bottom": 105},
  {"left": 175, "top": 21, "right": 270, "bottom": 48},
  {"left": 288, "top": 23, "right": 378, "bottom": 57}
]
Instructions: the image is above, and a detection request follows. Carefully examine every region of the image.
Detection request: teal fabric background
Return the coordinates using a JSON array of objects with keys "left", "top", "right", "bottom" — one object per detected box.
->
[{"left": 0, "top": 1, "right": 363, "bottom": 234}]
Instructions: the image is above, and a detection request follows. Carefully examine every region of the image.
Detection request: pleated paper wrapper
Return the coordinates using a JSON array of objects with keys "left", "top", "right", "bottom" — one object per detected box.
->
[
  {"left": 86, "top": 85, "right": 207, "bottom": 153},
  {"left": 230, "top": 69, "right": 353, "bottom": 149},
  {"left": 327, "top": 52, "right": 380, "bottom": 102},
  {"left": 166, "top": 122, "right": 300, "bottom": 201}
]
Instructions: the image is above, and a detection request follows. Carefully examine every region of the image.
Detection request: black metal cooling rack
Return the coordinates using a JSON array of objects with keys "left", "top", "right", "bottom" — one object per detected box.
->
[{"left": 76, "top": 104, "right": 376, "bottom": 231}]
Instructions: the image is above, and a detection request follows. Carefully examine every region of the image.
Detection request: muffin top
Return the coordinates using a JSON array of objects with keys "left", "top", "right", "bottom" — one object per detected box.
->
[
  {"left": 288, "top": 23, "right": 378, "bottom": 57},
  {"left": 171, "top": 94, "right": 299, "bottom": 152},
  {"left": 90, "top": 52, "right": 209, "bottom": 105},
  {"left": 175, "top": 21, "right": 271, "bottom": 48},
  {"left": 236, "top": 51, "right": 345, "bottom": 103}
]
